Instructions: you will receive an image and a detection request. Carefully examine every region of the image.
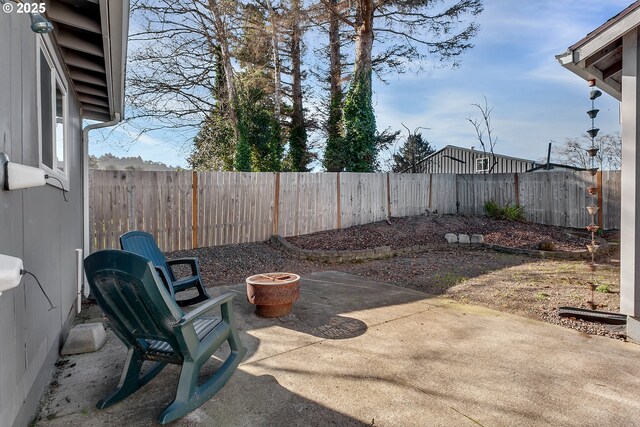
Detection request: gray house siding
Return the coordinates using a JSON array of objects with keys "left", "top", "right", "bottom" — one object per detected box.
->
[
  {"left": 0, "top": 14, "right": 84, "bottom": 427},
  {"left": 416, "top": 146, "right": 537, "bottom": 174}
]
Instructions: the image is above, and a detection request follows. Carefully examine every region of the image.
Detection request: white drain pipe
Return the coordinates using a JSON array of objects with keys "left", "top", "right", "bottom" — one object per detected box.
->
[
  {"left": 81, "top": 114, "right": 121, "bottom": 301},
  {"left": 75, "top": 248, "right": 83, "bottom": 313}
]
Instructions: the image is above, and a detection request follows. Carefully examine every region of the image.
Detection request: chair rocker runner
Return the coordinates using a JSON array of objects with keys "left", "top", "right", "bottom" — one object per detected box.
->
[
  {"left": 120, "top": 230, "right": 211, "bottom": 306},
  {"left": 84, "top": 250, "right": 247, "bottom": 425}
]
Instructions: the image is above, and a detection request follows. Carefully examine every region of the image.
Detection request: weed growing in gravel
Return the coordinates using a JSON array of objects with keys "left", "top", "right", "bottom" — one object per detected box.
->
[
  {"left": 595, "top": 284, "right": 611, "bottom": 293},
  {"left": 535, "top": 292, "right": 549, "bottom": 300},
  {"left": 434, "top": 273, "right": 466, "bottom": 287}
]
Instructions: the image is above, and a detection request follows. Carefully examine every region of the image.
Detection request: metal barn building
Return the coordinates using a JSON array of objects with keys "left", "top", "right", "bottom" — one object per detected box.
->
[{"left": 413, "top": 145, "right": 539, "bottom": 174}]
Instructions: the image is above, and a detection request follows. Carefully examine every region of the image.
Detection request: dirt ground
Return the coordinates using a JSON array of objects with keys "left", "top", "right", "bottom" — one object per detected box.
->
[
  {"left": 170, "top": 216, "right": 622, "bottom": 340},
  {"left": 288, "top": 215, "right": 608, "bottom": 251}
]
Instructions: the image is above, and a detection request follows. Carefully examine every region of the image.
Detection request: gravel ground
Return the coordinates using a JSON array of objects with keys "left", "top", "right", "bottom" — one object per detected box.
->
[
  {"left": 288, "top": 215, "right": 605, "bottom": 251},
  {"left": 170, "top": 229, "right": 624, "bottom": 341}
]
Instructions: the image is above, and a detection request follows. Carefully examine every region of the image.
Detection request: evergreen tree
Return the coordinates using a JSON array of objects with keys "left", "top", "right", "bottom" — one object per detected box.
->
[
  {"left": 234, "top": 136, "right": 252, "bottom": 171},
  {"left": 343, "top": 71, "right": 376, "bottom": 171},
  {"left": 190, "top": 111, "right": 236, "bottom": 171},
  {"left": 234, "top": 5, "right": 284, "bottom": 172},
  {"left": 188, "top": 46, "right": 235, "bottom": 171},
  {"left": 236, "top": 79, "right": 283, "bottom": 172},
  {"left": 391, "top": 132, "right": 435, "bottom": 173},
  {"left": 322, "top": 0, "right": 482, "bottom": 172},
  {"left": 323, "top": 91, "right": 345, "bottom": 171},
  {"left": 285, "top": 0, "right": 311, "bottom": 171},
  {"left": 287, "top": 116, "right": 310, "bottom": 171},
  {"left": 322, "top": 0, "right": 345, "bottom": 172}
]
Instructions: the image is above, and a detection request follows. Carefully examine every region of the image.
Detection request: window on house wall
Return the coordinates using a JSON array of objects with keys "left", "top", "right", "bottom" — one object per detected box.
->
[
  {"left": 476, "top": 157, "right": 489, "bottom": 173},
  {"left": 38, "top": 37, "right": 68, "bottom": 186}
]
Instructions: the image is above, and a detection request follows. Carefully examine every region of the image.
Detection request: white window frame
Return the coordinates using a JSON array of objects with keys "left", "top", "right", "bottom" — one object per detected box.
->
[
  {"left": 476, "top": 157, "right": 489, "bottom": 173},
  {"left": 37, "top": 35, "right": 70, "bottom": 189}
]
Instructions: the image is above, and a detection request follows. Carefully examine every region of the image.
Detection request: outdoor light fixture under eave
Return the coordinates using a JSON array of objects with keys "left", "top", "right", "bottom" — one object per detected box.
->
[
  {"left": 0, "top": 152, "right": 46, "bottom": 191},
  {"left": 29, "top": 12, "right": 53, "bottom": 33},
  {"left": 0, "top": 254, "right": 24, "bottom": 296},
  {"left": 0, "top": 0, "right": 53, "bottom": 33}
]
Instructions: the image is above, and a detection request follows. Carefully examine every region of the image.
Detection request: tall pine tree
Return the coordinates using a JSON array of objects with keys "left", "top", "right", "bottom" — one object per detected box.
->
[
  {"left": 188, "top": 45, "right": 235, "bottom": 171},
  {"left": 234, "top": 4, "right": 284, "bottom": 171},
  {"left": 285, "top": 0, "right": 311, "bottom": 171}
]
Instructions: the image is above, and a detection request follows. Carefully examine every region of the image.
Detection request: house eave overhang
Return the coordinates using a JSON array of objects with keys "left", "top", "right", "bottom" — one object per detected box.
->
[
  {"left": 48, "top": 0, "right": 129, "bottom": 122},
  {"left": 556, "top": 50, "right": 622, "bottom": 101},
  {"left": 99, "top": 0, "right": 128, "bottom": 122},
  {"left": 555, "top": 1, "right": 640, "bottom": 101}
]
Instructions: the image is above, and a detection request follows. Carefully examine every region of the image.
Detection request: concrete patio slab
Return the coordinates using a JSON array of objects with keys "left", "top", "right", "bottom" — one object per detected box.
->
[{"left": 36, "top": 271, "right": 640, "bottom": 426}]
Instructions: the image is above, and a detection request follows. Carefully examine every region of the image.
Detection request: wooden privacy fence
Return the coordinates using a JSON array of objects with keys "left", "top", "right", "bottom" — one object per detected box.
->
[
  {"left": 89, "top": 170, "right": 621, "bottom": 252},
  {"left": 454, "top": 170, "right": 620, "bottom": 229}
]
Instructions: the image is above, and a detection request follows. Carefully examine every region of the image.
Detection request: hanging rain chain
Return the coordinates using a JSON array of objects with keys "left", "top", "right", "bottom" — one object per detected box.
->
[{"left": 585, "top": 82, "right": 602, "bottom": 306}]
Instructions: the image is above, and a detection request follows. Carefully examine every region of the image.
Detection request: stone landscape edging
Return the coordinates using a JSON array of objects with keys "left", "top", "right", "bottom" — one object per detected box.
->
[
  {"left": 271, "top": 235, "right": 453, "bottom": 263},
  {"left": 271, "top": 235, "right": 615, "bottom": 263},
  {"left": 483, "top": 242, "right": 614, "bottom": 260}
]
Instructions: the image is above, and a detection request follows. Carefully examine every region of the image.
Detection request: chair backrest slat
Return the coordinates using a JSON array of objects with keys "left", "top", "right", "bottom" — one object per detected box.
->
[
  {"left": 85, "top": 250, "right": 184, "bottom": 352},
  {"left": 119, "top": 231, "right": 174, "bottom": 281}
]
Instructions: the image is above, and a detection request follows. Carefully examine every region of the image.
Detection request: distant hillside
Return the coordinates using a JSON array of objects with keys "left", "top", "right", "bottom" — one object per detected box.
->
[{"left": 89, "top": 153, "right": 179, "bottom": 171}]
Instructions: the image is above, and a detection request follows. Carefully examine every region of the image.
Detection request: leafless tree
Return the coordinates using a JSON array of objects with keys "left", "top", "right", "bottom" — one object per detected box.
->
[
  {"left": 467, "top": 96, "right": 497, "bottom": 173},
  {"left": 552, "top": 133, "right": 622, "bottom": 171},
  {"left": 127, "top": 0, "right": 240, "bottom": 132},
  {"left": 319, "top": 0, "right": 483, "bottom": 85}
]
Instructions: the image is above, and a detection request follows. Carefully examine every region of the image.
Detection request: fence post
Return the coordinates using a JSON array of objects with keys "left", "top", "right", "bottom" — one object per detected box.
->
[
  {"left": 514, "top": 173, "right": 520, "bottom": 206},
  {"left": 336, "top": 172, "right": 341, "bottom": 229},
  {"left": 386, "top": 173, "right": 392, "bottom": 219},
  {"left": 191, "top": 171, "right": 198, "bottom": 249},
  {"left": 428, "top": 173, "right": 433, "bottom": 210},
  {"left": 273, "top": 172, "right": 280, "bottom": 236},
  {"left": 597, "top": 170, "right": 603, "bottom": 227}
]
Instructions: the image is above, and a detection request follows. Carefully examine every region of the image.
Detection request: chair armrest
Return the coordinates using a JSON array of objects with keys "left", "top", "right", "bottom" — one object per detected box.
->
[
  {"left": 176, "top": 292, "right": 235, "bottom": 327},
  {"left": 154, "top": 266, "right": 176, "bottom": 298},
  {"left": 166, "top": 257, "right": 199, "bottom": 276}
]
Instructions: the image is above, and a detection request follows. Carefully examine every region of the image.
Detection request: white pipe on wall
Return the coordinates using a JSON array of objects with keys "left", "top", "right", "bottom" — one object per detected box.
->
[
  {"left": 75, "top": 248, "right": 83, "bottom": 314},
  {"left": 81, "top": 114, "right": 120, "bottom": 299}
]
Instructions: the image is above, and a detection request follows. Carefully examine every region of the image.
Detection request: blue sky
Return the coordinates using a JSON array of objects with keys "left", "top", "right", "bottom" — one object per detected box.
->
[{"left": 89, "top": 0, "right": 630, "bottom": 169}]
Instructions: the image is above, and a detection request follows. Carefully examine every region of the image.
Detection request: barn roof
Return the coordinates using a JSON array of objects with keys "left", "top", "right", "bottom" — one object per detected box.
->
[
  {"left": 526, "top": 163, "right": 586, "bottom": 172},
  {"left": 409, "top": 145, "right": 536, "bottom": 171}
]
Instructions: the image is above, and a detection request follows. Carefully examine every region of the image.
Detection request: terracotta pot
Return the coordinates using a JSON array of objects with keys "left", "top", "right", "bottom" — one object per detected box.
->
[
  {"left": 587, "top": 186, "right": 598, "bottom": 195},
  {"left": 246, "top": 273, "right": 300, "bottom": 318},
  {"left": 586, "top": 205, "right": 599, "bottom": 215}
]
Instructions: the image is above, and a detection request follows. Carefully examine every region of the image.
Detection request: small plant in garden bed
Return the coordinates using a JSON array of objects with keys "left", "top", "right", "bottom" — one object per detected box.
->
[
  {"left": 484, "top": 200, "right": 525, "bottom": 221},
  {"left": 595, "top": 284, "right": 611, "bottom": 293},
  {"left": 535, "top": 292, "right": 549, "bottom": 300},
  {"left": 434, "top": 273, "right": 466, "bottom": 287},
  {"left": 537, "top": 240, "right": 556, "bottom": 251},
  {"left": 484, "top": 200, "right": 502, "bottom": 219}
]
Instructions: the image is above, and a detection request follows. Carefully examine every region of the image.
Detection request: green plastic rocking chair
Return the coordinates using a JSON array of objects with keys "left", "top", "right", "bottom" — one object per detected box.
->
[
  {"left": 119, "top": 230, "right": 211, "bottom": 306},
  {"left": 84, "top": 249, "right": 247, "bottom": 425}
]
